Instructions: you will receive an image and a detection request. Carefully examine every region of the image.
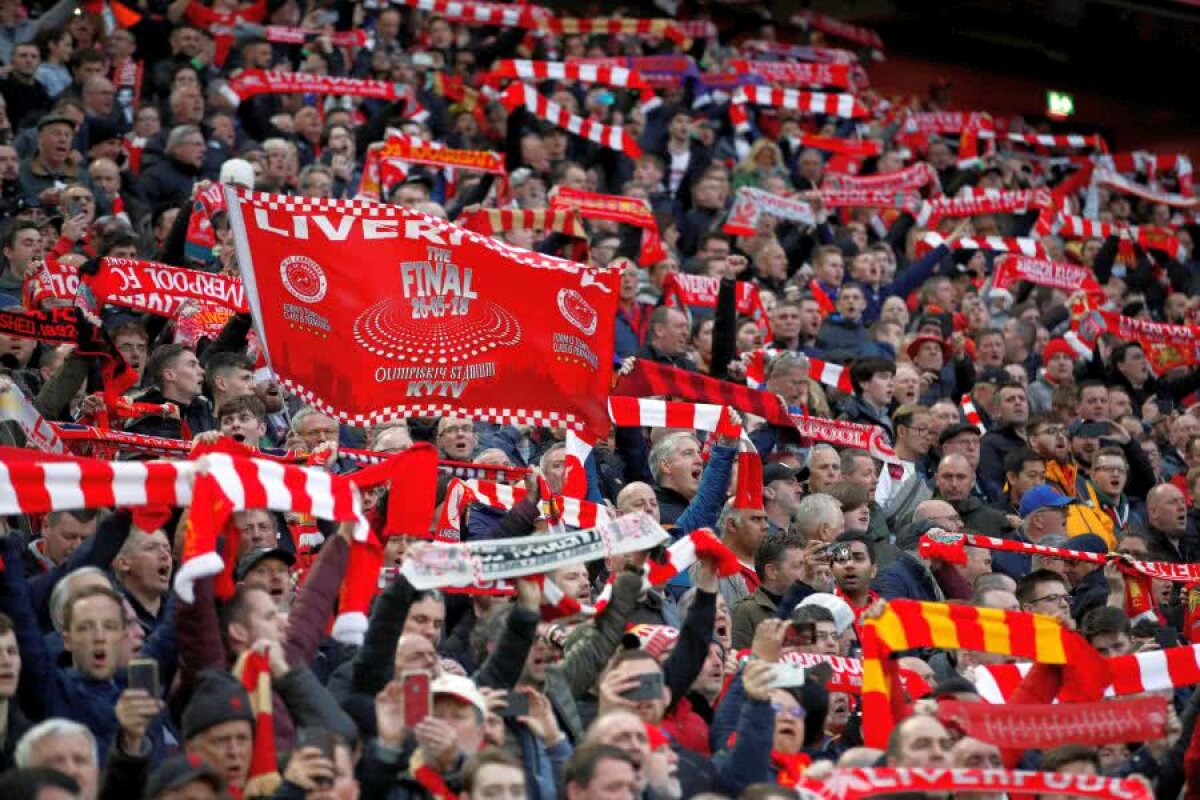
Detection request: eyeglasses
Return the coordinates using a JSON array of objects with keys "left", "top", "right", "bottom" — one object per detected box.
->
[
  {"left": 440, "top": 425, "right": 474, "bottom": 436},
  {"left": 1094, "top": 465, "right": 1128, "bottom": 474},
  {"left": 1031, "top": 592, "right": 1071, "bottom": 607},
  {"left": 771, "top": 703, "right": 806, "bottom": 719}
]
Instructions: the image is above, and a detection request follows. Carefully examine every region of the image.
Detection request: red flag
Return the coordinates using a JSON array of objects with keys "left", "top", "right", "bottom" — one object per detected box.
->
[{"left": 225, "top": 190, "right": 618, "bottom": 436}]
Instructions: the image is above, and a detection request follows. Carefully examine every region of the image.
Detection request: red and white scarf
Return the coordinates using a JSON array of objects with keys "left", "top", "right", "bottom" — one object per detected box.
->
[
  {"left": 916, "top": 187, "right": 1052, "bottom": 226},
  {"left": 1000, "top": 131, "right": 1108, "bottom": 152},
  {"left": 730, "top": 87, "right": 867, "bottom": 134},
  {"left": 661, "top": 273, "right": 771, "bottom": 335},
  {"left": 538, "top": 17, "right": 687, "bottom": 46},
  {"left": 225, "top": 70, "right": 427, "bottom": 120},
  {"left": 259, "top": 24, "right": 368, "bottom": 48},
  {"left": 499, "top": 82, "right": 641, "bottom": 157},
  {"left": 457, "top": 208, "right": 586, "bottom": 240},
  {"left": 0, "top": 381, "right": 65, "bottom": 453},
  {"left": 975, "top": 642, "right": 1200, "bottom": 703},
  {"left": 822, "top": 162, "right": 939, "bottom": 194},
  {"left": 791, "top": 414, "right": 901, "bottom": 465},
  {"left": 959, "top": 394, "right": 986, "bottom": 434},
  {"left": 723, "top": 187, "right": 816, "bottom": 237},
  {"left": 915, "top": 233, "right": 1047, "bottom": 259},
  {"left": 486, "top": 59, "right": 657, "bottom": 109},
  {"left": 606, "top": 396, "right": 763, "bottom": 511},
  {"left": 726, "top": 60, "right": 854, "bottom": 90},
  {"left": 1108, "top": 151, "right": 1194, "bottom": 196},
  {"left": 814, "top": 188, "right": 923, "bottom": 213},
  {"left": 28, "top": 256, "right": 246, "bottom": 316},
  {"left": 937, "top": 695, "right": 1167, "bottom": 750},
  {"left": 391, "top": 0, "right": 547, "bottom": 28},
  {"left": 1092, "top": 166, "right": 1200, "bottom": 209},
  {"left": 1054, "top": 214, "right": 1185, "bottom": 259},
  {"left": 991, "top": 254, "right": 1104, "bottom": 297}
]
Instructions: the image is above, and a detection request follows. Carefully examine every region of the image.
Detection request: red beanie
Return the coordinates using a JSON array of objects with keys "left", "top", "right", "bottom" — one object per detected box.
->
[{"left": 1042, "top": 337, "right": 1075, "bottom": 364}]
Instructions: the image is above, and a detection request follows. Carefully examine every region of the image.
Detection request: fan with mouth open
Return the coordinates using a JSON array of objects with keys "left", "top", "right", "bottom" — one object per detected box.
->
[{"left": 353, "top": 297, "right": 523, "bottom": 364}]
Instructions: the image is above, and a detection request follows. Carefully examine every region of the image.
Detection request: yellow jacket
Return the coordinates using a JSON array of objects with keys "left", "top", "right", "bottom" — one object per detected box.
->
[{"left": 1065, "top": 479, "right": 1117, "bottom": 550}]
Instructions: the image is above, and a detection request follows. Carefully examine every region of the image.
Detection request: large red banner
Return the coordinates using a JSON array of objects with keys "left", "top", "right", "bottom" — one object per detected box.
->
[{"left": 225, "top": 190, "right": 618, "bottom": 435}]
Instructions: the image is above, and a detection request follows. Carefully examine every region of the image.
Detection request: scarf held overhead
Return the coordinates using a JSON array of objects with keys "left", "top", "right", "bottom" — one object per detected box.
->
[{"left": 859, "top": 599, "right": 1108, "bottom": 748}]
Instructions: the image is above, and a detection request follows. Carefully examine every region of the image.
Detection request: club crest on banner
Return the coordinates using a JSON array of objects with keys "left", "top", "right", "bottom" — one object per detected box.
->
[
  {"left": 280, "top": 255, "right": 328, "bottom": 304},
  {"left": 558, "top": 288, "right": 598, "bottom": 336}
]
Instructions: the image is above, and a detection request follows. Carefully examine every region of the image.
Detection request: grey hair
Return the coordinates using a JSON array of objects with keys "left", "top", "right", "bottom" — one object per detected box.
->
[
  {"left": 15, "top": 719, "right": 97, "bottom": 768},
  {"left": 290, "top": 406, "right": 333, "bottom": 435},
  {"left": 805, "top": 443, "right": 838, "bottom": 468},
  {"left": 49, "top": 566, "right": 111, "bottom": 633},
  {"left": 795, "top": 493, "right": 842, "bottom": 541},
  {"left": 648, "top": 431, "right": 699, "bottom": 485},
  {"left": 1032, "top": 534, "right": 1071, "bottom": 571},
  {"left": 165, "top": 124, "right": 201, "bottom": 155}
]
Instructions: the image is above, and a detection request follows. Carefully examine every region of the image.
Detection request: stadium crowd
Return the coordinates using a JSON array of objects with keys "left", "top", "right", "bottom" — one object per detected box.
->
[{"left": 0, "top": 0, "right": 1199, "bottom": 799}]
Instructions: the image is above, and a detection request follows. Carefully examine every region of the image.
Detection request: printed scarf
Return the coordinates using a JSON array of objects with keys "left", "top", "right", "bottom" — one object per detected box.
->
[{"left": 859, "top": 599, "right": 1107, "bottom": 748}]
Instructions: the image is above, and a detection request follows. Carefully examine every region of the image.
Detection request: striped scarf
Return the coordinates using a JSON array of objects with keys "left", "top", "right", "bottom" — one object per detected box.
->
[
  {"left": 612, "top": 359, "right": 793, "bottom": 428},
  {"left": 499, "top": 82, "right": 641, "bottom": 158},
  {"left": 729, "top": 87, "right": 867, "bottom": 135},
  {"left": 975, "top": 642, "right": 1200, "bottom": 702},
  {"left": 860, "top": 599, "right": 1107, "bottom": 748},
  {"left": 538, "top": 17, "right": 687, "bottom": 46},
  {"left": 606, "top": 397, "right": 762, "bottom": 510},
  {"left": 457, "top": 208, "right": 586, "bottom": 240},
  {"left": 915, "top": 233, "right": 1048, "bottom": 259},
  {"left": 486, "top": 59, "right": 658, "bottom": 110},
  {"left": 231, "top": 649, "right": 281, "bottom": 798}
]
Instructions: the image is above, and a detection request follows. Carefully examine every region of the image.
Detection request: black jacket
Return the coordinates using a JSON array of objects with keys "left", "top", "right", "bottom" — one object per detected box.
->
[
  {"left": 978, "top": 424, "right": 1027, "bottom": 496},
  {"left": 137, "top": 154, "right": 203, "bottom": 208},
  {"left": 815, "top": 314, "right": 872, "bottom": 363},
  {"left": 654, "top": 484, "right": 691, "bottom": 526},
  {"left": 124, "top": 387, "right": 214, "bottom": 439},
  {"left": 839, "top": 394, "right": 895, "bottom": 442},
  {"left": 1145, "top": 524, "right": 1200, "bottom": 565}
]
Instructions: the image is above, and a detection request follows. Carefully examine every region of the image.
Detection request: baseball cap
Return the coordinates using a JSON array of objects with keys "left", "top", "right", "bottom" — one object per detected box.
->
[
  {"left": 1018, "top": 485, "right": 1076, "bottom": 517},
  {"left": 938, "top": 421, "right": 982, "bottom": 447},
  {"left": 144, "top": 755, "right": 225, "bottom": 799},
  {"left": 798, "top": 593, "right": 855, "bottom": 635},
  {"left": 763, "top": 463, "right": 800, "bottom": 485},
  {"left": 37, "top": 112, "right": 76, "bottom": 131},
  {"left": 431, "top": 674, "right": 488, "bottom": 719},
  {"left": 975, "top": 367, "right": 1009, "bottom": 385},
  {"left": 234, "top": 547, "right": 295, "bottom": 582},
  {"left": 1066, "top": 533, "right": 1108, "bottom": 555}
]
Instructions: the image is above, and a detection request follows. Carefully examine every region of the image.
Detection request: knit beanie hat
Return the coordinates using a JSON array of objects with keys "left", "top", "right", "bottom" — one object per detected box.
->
[{"left": 182, "top": 669, "right": 255, "bottom": 741}]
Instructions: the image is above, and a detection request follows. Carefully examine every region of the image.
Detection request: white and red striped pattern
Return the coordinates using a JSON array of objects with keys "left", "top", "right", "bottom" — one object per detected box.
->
[
  {"left": 915, "top": 187, "right": 1052, "bottom": 226},
  {"left": 0, "top": 381, "right": 65, "bottom": 453},
  {"left": 607, "top": 396, "right": 727, "bottom": 432},
  {"left": 391, "top": 0, "right": 545, "bottom": 28},
  {"left": 1054, "top": 214, "right": 1185, "bottom": 259},
  {"left": 499, "top": 82, "right": 641, "bottom": 157},
  {"left": 916, "top": 233, "right": 1047, "bottom": 259},
  {"left": 488, "top": 59, "right": 659, "bottom": 112},
  {"left": 975, "top": 643, "right": 1200, "bottom": 703},
  {"left": 1001, "top": 132, "right": 1107, "bottom": 151},
  {"left": 729, "top": 86, "right": 867, "bottom": 134},
  {"left": 0, "top": 451, "right": 196, "bottom": 514},
  {"left": 488, "top": 60, "right": 650, "bottom": 91},
  {"left": 1109, "top": 151, "right": 1194, "bottom": 195},
  {"left": 464, "top": 478, "right": 611, "bottom": 530},
  {"left": 960, "top": 394, "right": 986, "bottom": 434},
  {"left": 538, "top": 17, "right": 688, "bottom": 46},
  {"left": 809, "top": 357, "right": 854, "bottom": 394}
]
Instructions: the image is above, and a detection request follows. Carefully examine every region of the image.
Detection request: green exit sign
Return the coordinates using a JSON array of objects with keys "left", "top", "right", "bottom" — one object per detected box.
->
[{"left": 1047, "top": 90, "right": 1075, "bottom": 118}]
